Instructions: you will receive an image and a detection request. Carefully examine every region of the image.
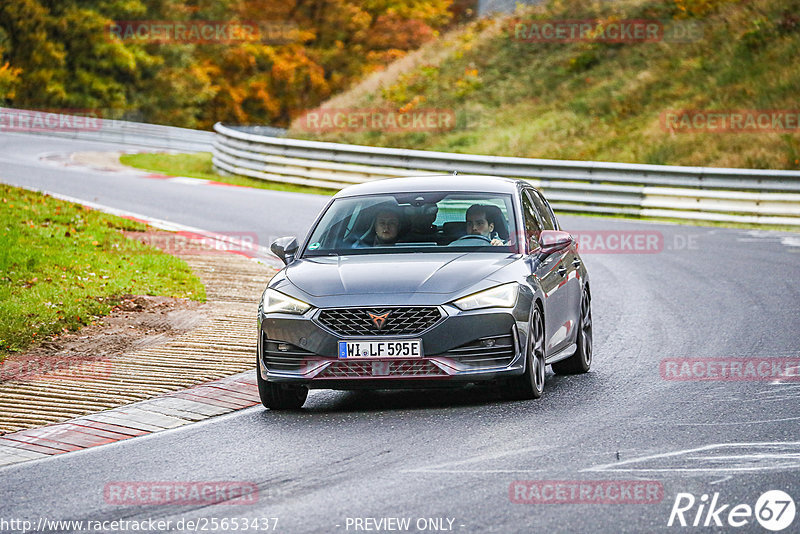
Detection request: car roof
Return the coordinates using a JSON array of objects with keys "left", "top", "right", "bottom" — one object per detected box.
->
[{"left": 333, "top": 175, "right": 526, "bottom": 198}]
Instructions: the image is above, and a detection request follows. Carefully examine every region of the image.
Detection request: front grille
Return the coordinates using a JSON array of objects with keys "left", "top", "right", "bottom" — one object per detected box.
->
[
  {"left": 261, "top": 337, "right": 315, "bottom": 373},
  {"left": 438, "top": 333, "right": 516, "bottom": 369},
  {"left": 317, "top": 307, "right": 442, "bottom": 337},
  {"left": 316, "top": 359, "right": 445, "bottom": 378}
]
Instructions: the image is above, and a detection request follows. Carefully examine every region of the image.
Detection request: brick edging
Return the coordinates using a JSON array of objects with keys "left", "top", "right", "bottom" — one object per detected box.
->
[{"left": 0, "top": 371, "right": 260, "bottom": 468}]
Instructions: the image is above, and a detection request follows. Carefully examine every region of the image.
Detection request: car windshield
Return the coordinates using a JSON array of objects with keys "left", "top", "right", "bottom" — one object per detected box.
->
[{"left": 303, "top": 192, "right": 519, "bottom": 256}]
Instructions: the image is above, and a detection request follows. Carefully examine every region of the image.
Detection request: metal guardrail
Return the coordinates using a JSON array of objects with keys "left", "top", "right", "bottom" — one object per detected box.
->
[
  {"left": 213, "top": 122, "right": 800, "bottom": 226},
  {"left": 225, "top": 125, "right": 288, "bottom": 138},
  {"left": 0, "top": 108, "right": 214, "bottom": 152}
]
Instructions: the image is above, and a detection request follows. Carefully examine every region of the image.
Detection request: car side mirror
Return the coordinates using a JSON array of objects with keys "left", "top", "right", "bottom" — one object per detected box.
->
[
  {"left": 538, "top": 230, "right": 574, "bottom": 254},
  {"left": 271, "top": 236, "right": 299, "bottom": 265}
]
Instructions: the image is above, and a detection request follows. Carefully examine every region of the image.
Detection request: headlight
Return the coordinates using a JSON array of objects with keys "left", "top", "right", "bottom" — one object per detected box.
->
[
  {"left": 453, "top": 283, "right": 519, "bottom": 311},
  {"left": 260, "top": 289, "right": 312, "bottom": 315}
]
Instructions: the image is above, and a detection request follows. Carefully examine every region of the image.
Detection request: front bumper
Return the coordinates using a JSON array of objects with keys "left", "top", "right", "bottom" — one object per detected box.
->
[{"left": 258, "top": 304, "right": 527, "bottom": 390}]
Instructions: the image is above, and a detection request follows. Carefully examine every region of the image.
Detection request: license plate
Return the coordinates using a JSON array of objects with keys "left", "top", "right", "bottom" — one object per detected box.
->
[{"left": 338, "top": 339, "right": 422, "bottom": 359}]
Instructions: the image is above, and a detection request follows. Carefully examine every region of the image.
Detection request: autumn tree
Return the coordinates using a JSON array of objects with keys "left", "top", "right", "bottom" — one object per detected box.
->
[{"left": 0, "top": 0, "right": 457, "bottom": 127}]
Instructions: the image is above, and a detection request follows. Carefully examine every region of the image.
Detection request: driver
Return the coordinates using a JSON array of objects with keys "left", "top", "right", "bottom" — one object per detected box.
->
[{"left": 466, "top": 205, "right": 506, "bottom": 246}]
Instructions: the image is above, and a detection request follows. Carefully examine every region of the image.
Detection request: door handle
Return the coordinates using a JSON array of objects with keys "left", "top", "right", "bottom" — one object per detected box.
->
[
  {"left": 572, "top": 258, "right": 581, "bottom": 267},
  {"left": 557, "top": 265, "right": 567, "bottom": 276}
]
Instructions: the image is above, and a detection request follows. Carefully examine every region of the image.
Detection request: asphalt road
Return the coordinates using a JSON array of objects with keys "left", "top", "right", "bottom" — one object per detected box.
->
[{"left": 1, "top": 132, "right": 799, "bottom": 533}]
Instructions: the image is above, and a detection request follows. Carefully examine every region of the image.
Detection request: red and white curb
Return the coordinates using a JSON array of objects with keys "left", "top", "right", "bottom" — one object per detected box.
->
[
  {"left": 0, "top": 371, "right": 261, "bottom": 467},
  {"left": 40, "top": 151, "right": 247, "bottom": 189},
  {"left": 134, "top": 172, "right": 249, "bottom": 189},
  {"left": 0, "top": 180, "right": 280, "bottom": 468}
]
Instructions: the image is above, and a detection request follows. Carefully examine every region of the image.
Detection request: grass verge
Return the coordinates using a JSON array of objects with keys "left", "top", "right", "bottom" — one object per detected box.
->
[
  {"left": 291, "top": 0, "right": 800, "bottom": 170},
  {"left": 0, "top": 183, "right": 206, "bottom": 361},
  {"left": 120, "top": 152, "right": 336, "bottom": 196}
]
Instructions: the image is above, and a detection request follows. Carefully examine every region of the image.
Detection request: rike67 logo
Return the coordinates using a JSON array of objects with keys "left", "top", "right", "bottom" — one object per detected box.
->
[{"left": 668, "top": 490, "right": 796, "bottom": 531}]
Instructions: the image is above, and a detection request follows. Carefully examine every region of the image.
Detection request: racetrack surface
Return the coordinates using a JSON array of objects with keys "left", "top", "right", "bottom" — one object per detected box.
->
[{"left": 1, "top": 132, "right": 799, "bottom": 533}]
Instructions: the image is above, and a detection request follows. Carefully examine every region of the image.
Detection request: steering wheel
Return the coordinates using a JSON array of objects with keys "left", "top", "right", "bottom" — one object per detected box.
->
[{"left": 449, "top": 234, "right": 492, "bottom": 246}]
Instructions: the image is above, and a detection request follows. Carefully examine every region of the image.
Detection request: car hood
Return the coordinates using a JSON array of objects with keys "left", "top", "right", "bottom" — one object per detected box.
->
[{"left": 285, "top": 253, "right": 516, "bottom": 297}]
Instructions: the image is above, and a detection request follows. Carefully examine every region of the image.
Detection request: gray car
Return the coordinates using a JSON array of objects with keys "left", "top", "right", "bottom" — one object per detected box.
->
[{"left": 258, "top": 175, "right": 592, "bottom": 409}]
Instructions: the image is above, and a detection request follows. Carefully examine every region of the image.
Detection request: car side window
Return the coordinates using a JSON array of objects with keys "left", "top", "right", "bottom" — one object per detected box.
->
[
  {"left": 541, "top": 193, "right": 560, "bottom": 230},
  {"left": 528, "top": 190, "right": 556, "bottom": 231},
  {"left": 521, "top": 190, "right": 543, "bottom": 252}
]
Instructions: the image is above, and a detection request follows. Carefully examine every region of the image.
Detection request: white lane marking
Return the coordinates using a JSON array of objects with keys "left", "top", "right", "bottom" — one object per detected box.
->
[
  {"left": 771, "top": 377, "right": 800, "bottom": 385},
  {"left": 755, "top": 384, "right": 800, "bottom": 400},
  {"left": 752, "top": 396, "right": 800, "bottom": 402},
  {"left": 670, "top": 416, "right": 800, "bottom": 426},
  {"left": 710, "top": 475, "right": 732, "bottom": 485},
  {"left": 585, "top": 442, "right": 800, "bottom": 473},
  {"left": 403, "top": 447, "right": 650, "bottom": 475},
  {"left": 758, "top": 384, "right": 800, "bottom": 392},
  {"left": 401, "top": 445, "right": 557, "bottom": 473},
  {"left": 684, "top": 453, "right": 800, "bottom": 460},
  {"left": 740, "top": 231, "right": 800, "bottom": 250},
  {"left": 166, "top": 177, "right": 208, "bottom": 185},
  {"left": 595, "top": 467, "right": 799, "bottom": 473},
  {"left": 27, "top": 189, "right": 282, "bottom": 267},
  {"left": 406, "top": 468, "right": 667, "bottom": 475},
  {"left": 0, "top": 404, "right": 264, "bottom": 472}
]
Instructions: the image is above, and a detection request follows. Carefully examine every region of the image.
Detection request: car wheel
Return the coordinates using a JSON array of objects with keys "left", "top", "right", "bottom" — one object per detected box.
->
[
  {"left": 256, "top": 356, "right": 308, "bottom": 410},
  {"left": 552, "top": 288, "right": 592, "bottom": 375},
  {"left": 506, "top": 305, "right": 545, "bottom": 400}
]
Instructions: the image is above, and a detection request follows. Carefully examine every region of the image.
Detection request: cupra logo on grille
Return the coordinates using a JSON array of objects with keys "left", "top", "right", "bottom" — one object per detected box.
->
[{"left": 367, "top": 311, "right": 391, "bottom": 330}]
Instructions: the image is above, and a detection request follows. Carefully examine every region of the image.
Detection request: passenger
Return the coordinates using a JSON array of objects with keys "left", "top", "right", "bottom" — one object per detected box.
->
[
  {"left": 353, "top": 208, "right": 403, "bottom": 247},
  {"left": 466, "top": 204, "right": 506, "bottom": 246}
]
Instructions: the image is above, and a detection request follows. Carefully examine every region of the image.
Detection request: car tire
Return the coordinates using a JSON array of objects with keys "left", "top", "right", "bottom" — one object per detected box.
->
[
  {"left": 552, "top": 288, "right": 592, "bottom": 375},
  {"left": 257, "top": 357, "right": 308, "bottom": 410},
  {"left": 505, "top": 305, "right": 545, "bottom": 400}
]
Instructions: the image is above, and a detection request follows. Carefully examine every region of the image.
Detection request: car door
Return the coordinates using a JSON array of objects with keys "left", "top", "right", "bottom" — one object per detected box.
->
[
  {"left": 531, "top": 189, "right": 582, "bottom": 350},
  {"left": 522, "top": 189, "right": 572, "bottom": 356}
]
